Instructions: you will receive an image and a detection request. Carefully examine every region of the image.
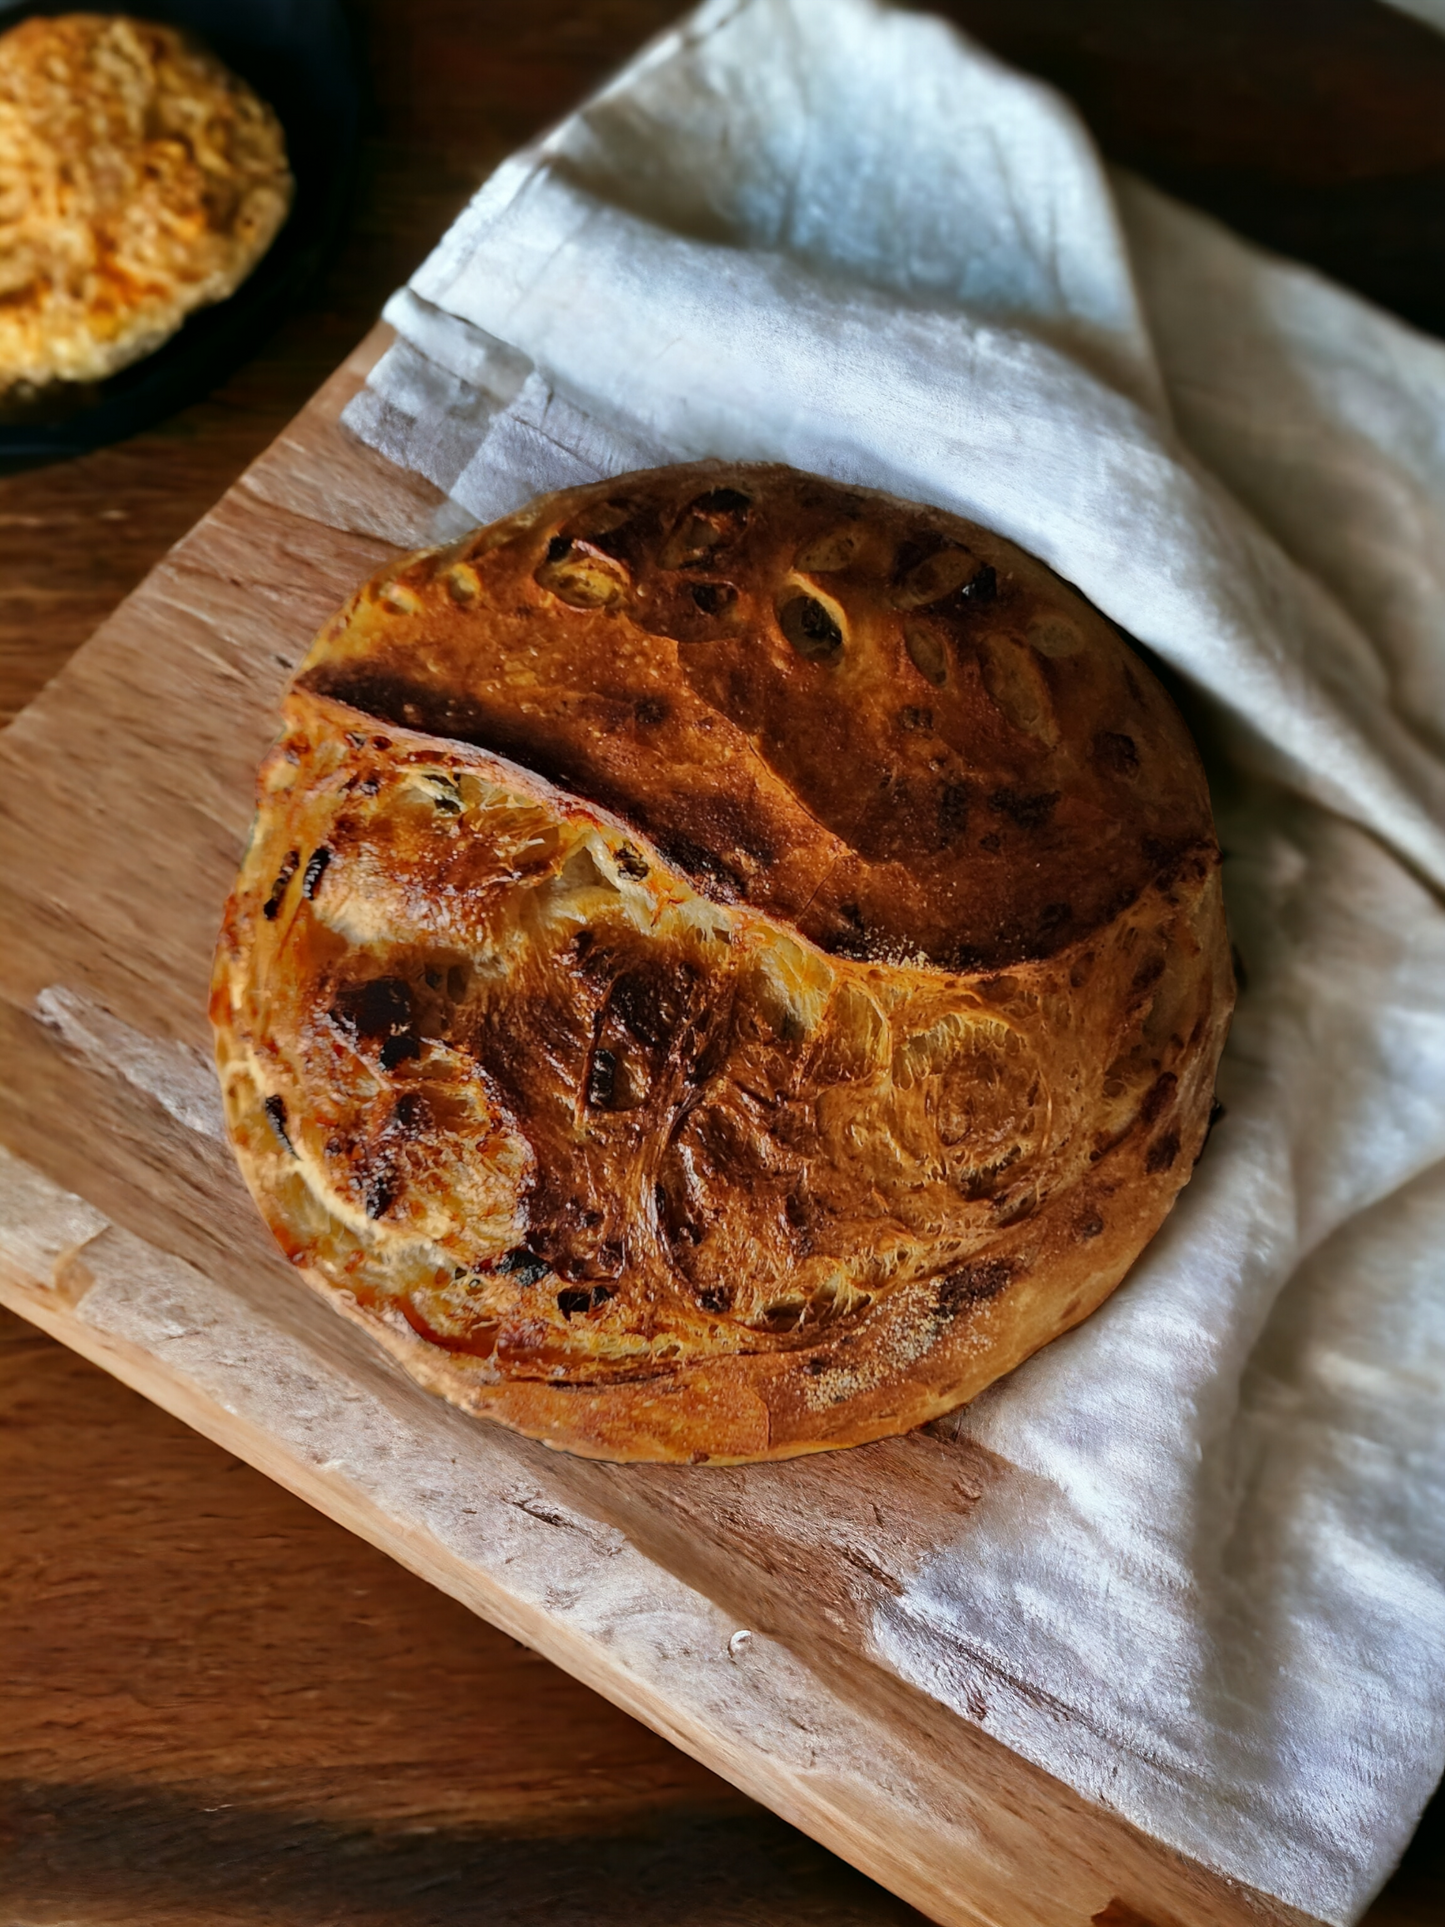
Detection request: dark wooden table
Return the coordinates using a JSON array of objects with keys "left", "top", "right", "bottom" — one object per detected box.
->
[{"left": 2, "top": 4, "right": 1443, "bottom": 1921}]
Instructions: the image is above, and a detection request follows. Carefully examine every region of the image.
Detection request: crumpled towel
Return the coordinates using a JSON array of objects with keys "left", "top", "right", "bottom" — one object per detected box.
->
[{"left": 341, "top": 2, "right": 1445, "bottom": 1918}]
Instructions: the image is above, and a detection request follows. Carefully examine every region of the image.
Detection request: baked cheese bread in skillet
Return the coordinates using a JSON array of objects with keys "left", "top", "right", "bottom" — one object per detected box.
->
[
  {"left": 0, "top": 13, "right": 292, "bottom": 395},
  {"left": 212, "top": 463, "right": 1233, "bottom": 1463}
]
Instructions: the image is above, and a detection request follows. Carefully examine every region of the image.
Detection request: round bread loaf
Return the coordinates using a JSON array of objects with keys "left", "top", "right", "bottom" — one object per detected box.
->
[
  {"left": 211, "top": 464, "right": 1233, "bottom": 1463},
  {"left": 0, "top": 13, "right": 292, "bottom": 395}
]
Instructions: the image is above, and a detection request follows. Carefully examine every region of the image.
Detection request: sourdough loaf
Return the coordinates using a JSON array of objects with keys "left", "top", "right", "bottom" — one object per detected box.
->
[{"left": 211, "top": 463, "right": 1233, "bottom": 1462}]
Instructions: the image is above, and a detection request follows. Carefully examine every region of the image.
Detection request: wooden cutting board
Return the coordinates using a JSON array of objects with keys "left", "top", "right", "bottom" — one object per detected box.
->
[{"left": 0, "top": 325, "right": 1322, "bottom": 1927}]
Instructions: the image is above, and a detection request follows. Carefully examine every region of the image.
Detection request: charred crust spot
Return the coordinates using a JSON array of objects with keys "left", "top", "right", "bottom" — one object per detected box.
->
[
  {"left": 557, "top": 1284, "right": 616, "bottom": 1318},
  {"left": 1077, "top": 1214, "right": 1105, "bottom": 1240},
  {"left": 696, "top": 1285, "right": 733, "bottom": 1314},
  {"left": 361, "top": 1164, "right": 398, "bottom": 1219},
  {"left": 610, "top": 961, "right": 694, "bottom": 1050},
  {"left": 614, "top": 843, "right": 649, "bottom": 879},
  {"left": 779, "top": 594, "right": 843, "bottom": 662},
  {"left": 330, "top": 976, "right": 420, "bottom": 1069},
  {"left": 634, "top": 697, "right": 667, "bottom": 726},
  {"left": 263, "top": 1093, "right": 293, "bottom": 1154},
  {"left": 948, "top": 942, "right": 988, "bottom": 972},
  {"left": 301, "top": 847, "right": 331, "bottom": 899},
  {"left": 819, "top": 899, "right": 884, "bottom": 961},
  {"left": 936, "top": 1259, "right": 1013, "bottom": 1315},
  {"left": 937, "top": 781, "right": 971, "bottom": 845},
  {"left": 1036, "top": 901, "right": 1072, "bottom": 946},
  {"left": 695, "top": 486, "right": 751, "bottom": 517},
  {"left": 1139, "top": 1071, "right": 1178, "bottom": 1126},
  {"left": 826, "top": 934, "right": 880, "bottom": 962},
  {"left": 331, "top": 975, "right": 411, "bottom": 1039},
  {"left": 654, "top": 833, "right": 747, "bottom": 902},
  {"left": 806, "top": 1356, "right": 828, "bottom": 1376},
  {"left": 263, "top": 849, "right": 300, "bottom": 920},
  {"left": 1093, "top": 730, "right": 1141, "bottom": 777},
  {"left": 1146, "top": 1131, "right": 1182, "bottom": 1174},
  {"left": 891, "top": 533, "right": 945, "bottom": 583},
  {"left": 989, "top": 788, "right": 1061, "bottom": 832},
  {"left": 390, "top": 1091, "right": 433, "bottom": 1138},
  {"left": 587, "top": 1046, "right": 618, "bottom": 1110},
  {"left": 498, "top": 1247, "right": 551, "bottom": 1288},
  {"left": 689, "top": 580, "right": 736, "bottom": 616},
  {"left": 686, "top": 1017, "right": 735, "bottom": 1089},
  {"left": 1143, "top": 834, "right": 1188, "bottom": 872}
]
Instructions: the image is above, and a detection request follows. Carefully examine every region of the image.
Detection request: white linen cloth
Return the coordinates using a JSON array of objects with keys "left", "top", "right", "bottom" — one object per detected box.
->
[{"left": 341, "top": 2, "right": 1445, "bottom": 1917}]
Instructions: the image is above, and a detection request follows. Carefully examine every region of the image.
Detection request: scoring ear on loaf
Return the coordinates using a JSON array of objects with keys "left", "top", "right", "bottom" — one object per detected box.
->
[{"left": 211, "top": 463, "right": 1233, "bottom": 1463}]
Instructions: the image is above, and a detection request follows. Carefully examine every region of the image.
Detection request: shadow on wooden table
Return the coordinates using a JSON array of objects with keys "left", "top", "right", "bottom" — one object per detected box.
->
[{"left": 0, "top": 1783, "right": 921, "bottom": 1927}]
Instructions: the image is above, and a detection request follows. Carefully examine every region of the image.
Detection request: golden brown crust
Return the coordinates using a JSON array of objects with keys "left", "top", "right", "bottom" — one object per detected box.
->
[
  {"left": 0, "top": 13, "right": 293, "bottom": 394},
  {"left": 211, "top": 464, "right": 1233, "bottom": 1463},
  {"left": 302, "top": 468, "right": 1214, "bottom": 971}
]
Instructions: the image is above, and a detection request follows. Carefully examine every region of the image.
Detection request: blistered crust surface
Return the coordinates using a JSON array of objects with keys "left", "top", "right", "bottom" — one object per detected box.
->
[
  {"left": 301, "top": 466, "right": 1215, "bottom": 970},
  {"left": 213, "top": 465, "right": 1233, "bottom": 1462},
  {"left": 0, "top": 13, "right": 293, "bottom": 394}
]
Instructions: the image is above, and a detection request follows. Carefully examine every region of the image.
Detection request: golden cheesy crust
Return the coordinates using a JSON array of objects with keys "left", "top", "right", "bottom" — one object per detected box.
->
[
  {"left": 212, "top": 464, "right": 1233, "bottom": 1463},
  {"left": 0, "top": 13, "right": 292, "bottom": 394}
]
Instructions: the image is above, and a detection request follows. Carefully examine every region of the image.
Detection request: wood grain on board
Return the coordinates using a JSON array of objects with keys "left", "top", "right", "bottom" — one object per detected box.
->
[
  {"left": 0, "top": 327, "right": 1330, "bottom": 1927},
  {"left": 0, "top": 1301, "right": 931, "bottom": 1927},
  {"left": 4, "top": 1280, "right": 1441, "bottom": 1927}
]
